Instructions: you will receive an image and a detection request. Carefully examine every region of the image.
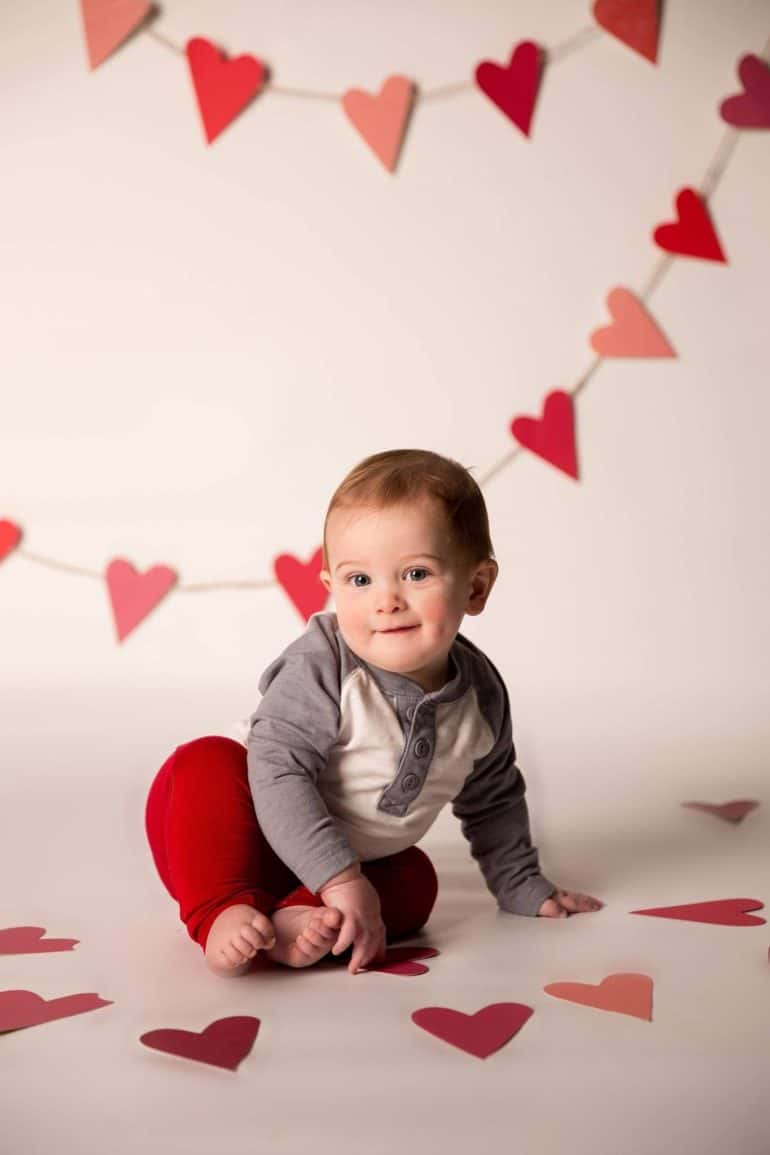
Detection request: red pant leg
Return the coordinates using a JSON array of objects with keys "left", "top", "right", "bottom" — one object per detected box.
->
[
  {"left": 145, "top": 735, "right": 317, "bottom": 949},
  {"left": 361, "top": 846, "right": 439, "bottom": 939}
]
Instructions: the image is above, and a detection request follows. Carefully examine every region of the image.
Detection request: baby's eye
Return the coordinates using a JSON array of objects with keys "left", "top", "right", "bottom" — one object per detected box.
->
[
  {"left": 347, "top": 573, "right": 370, "bottom": 588},
  {"left": 406, "top": 567, "right": 429, "bottom": 581}
]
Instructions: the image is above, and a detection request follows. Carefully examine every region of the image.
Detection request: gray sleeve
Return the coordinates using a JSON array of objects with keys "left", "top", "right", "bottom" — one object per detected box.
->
[
  {"left": 246, "top": 640, "right": 359, "bottom": 894},
  {"left": 451, "top": 667, "right": 556, "bottom": 917}
]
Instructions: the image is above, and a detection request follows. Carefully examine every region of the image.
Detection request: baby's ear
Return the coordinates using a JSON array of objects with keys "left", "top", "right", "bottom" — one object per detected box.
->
[{"left": 319, "top": 570, "right": 332, "bottom": 593}]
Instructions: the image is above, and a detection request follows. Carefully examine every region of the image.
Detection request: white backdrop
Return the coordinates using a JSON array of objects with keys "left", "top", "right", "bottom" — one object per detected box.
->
[{"left": 1, "top": 4, "right": 769, "bottom": 1152}]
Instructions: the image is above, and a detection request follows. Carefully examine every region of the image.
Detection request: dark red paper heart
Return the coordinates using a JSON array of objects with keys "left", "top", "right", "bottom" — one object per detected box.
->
[
  {"left": 682, "top": 799, "right": 759, "bottom": 824},
  {"left": 630, "top": 898, "right": 765, "bottom": 927},
  {"left": 475, "top": 41, "right": 542, "bottom": 136},
  {"left": 0, "top": 519, "right": 22, "bottom": 562},
  {"left": 139, "top": 1015, "right": 260, "bottom": 1070},
  {"left": 0, "top": 926, "right": 79, "bottom": 955},
  {"left": 720, "top": 54, "right": 770, "bottom": 129},
  {"left": 186, "top": 37, "right": 265, "bottom": 144},
  {"left": 510, "top": 390, "right": 578, "bottom": 479},
  {"left": 653, "top": 188, "right": 727, "bottom": 262},
  {"left": 274, "top": 546, "right": 329, "bottom": 622},
  {"left": 593, "top": 0, "right": 660, "bottom": 63},
  {"left": 0, "top": 990, "right": 112, "bottom": 1032},
  {"left": 364, "top": 946, "right": 440, "bottom": 976},
  {"left": 412, "top": 1002, "right": 533, "bottom": 1059}
]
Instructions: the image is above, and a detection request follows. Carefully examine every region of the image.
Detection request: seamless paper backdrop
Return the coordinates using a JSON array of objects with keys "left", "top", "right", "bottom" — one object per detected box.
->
[{"left": 1, "top": 0, "right": 769, "bottom": 815}]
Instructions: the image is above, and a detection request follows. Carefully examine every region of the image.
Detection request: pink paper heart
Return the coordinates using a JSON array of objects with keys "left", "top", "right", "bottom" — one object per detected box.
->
[
  {"left": 630, "top": 898, "right": 765, "bottom": 927},
  {"left": 0, "top": 990, "right": 112, "bottom": 1032},
  {"left": 544, "top": 973, "right": 653, "bottom": 1020},
  {"left": 510, "top": 390, "right": 579, "bottom": 479},
  {"left": 475, "top": 41, "right": 542, "bottom": 137},
  {"left": 105, "top": 559, "right": 177, "bottom": 642},
  {"left": 412, "top": 1002, "right": 533, "bottom": 1059},
  {"left": 0, "top": 927, "right": 79, "bottom": 955},
  {"left": 652, "top": 187, "right": 727, "bottom": 263},
  {"left": 342, "top": 76, "right": 416, "bottom": 172},
  {"left": 186, "top": 37, "right": 265, "bottom": 145},
  {"left": 79, "top": 0, "right": 151, "bottom": 70},
  {"left": 590, "top": 287, "right": 675, "bottom": 358},
  {"left": 274, "top": 546, "right": 329, "bottom": 622},
  {"left": 682, "top": 799, "right": 759, "bottom": 824},
  {"left": 140, "top": 1016, "right": 259, "bottom": 1070},
  {"left": 720, "top": 54, "right": 770, "bottom": 129},
  {"left": 365, "top": 946, "right": 440, "bottom": 976},
  {"left": 0, "top": 519, "right": 23, "bottom": 562}
]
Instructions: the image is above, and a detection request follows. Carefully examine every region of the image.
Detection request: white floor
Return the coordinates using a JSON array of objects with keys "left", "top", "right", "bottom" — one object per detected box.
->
[{"left": 2, "top": 719, "right": 769, "bottom": 1155}]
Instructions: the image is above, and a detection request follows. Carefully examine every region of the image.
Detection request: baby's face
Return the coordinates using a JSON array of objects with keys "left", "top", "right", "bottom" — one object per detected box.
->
[{"left": 320, "top": 495, "right": 495, "bottom": 692}]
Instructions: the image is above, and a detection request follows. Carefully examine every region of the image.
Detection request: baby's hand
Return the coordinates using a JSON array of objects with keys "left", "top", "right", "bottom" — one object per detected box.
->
[
  {"left": 537, "top": 886, "right": 603, "bottom": 918},
  {"left": 318, "top": 867, "right": 386, "bottom": 974}
]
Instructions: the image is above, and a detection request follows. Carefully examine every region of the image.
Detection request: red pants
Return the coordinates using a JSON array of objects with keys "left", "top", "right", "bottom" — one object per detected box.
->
[{"left": 145, "top": 735, "right": 439, "bottom": 950}]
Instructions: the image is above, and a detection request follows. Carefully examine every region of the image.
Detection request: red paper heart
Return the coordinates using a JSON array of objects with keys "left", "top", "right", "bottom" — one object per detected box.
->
[
  {"left": 544, "top": 973, "right": 653, "bottom": 1020},
  {"left": 0, "top": 927, "right": 79, "bottom": 955},
  {"left": 590, "top": 288, "right": 675, "bottom": 358},
  {"left": 593, "top": 0, "right": 660, "bottom": 64},
  {"left": 365, "top": 946, "right": 439, "bottom": 976},
  {"left": 720, "top": 54, "right": 770, "bottom": 129},
  {"left": 510, "top": 390, "right": 578, "bottom": 479},
  {"left": 682, "top": 799, "right": 759, "bottom": 824},
  {"left": 342, "top": 76, "right": 415, "bottom": 172},
  {"left": 79, "top": 0, "right": 150, "bottom": 70},
  {"left": 274, "top": 546, "right": 329, "bottom": 622},
  {"left": 412, "top": 1002, "right": 533, "bottom": 1059},
  {"left": 186, "top": 37, "right": 265, "bottom": 145},
  {"left": 105, "top": 559, "right": 177, "bottom": 642},
  {"left": 140, "top": 1016, "right": 260, "bottom": 1070},
  {"left": 0, "top": 519, "right": 22, "bottom": 562},
  {"left": 0, "top": 990, "right": 112, "bottom": 1032},
  {"left": 653, "top": 188, "right": 727, "bottom": 263},
  {"left": 630, "top": 898, "right": 765, "bottom": 926},
  {"left": 475, "top": 41, "right": 542, "bottom": 137}
]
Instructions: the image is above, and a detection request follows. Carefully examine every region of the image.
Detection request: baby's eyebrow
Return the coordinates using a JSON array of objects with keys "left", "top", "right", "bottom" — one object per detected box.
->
[{"left": 334, "top": 553, "right": 443, "bottom": 573}]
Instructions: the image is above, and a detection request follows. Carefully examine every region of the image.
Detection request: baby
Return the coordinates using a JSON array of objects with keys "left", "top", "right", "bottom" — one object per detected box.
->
[{"left": 145, "top": 448, "right": 602, "bottom": 977}]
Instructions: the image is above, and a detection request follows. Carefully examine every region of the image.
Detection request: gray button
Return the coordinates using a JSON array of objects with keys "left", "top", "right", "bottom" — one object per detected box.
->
[
  {"left": 414, "top": 738, "right": 430, "bottom": 758},
  {"left": 402, "top": 774, "right": 419, "bottom": 791},
  {"left": 405, "top": 704, "right": 416, "bottom": 721}
]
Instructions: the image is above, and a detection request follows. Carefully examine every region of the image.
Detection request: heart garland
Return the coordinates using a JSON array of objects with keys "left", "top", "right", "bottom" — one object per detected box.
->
[
  {"left": 79, "top": 0, "right": 151, "bottom": 70},
  {"left": 186, "top": 37, "right": 266, "bottom": 145},
  {"left": 342, "top": 76, "right": 416, "bottom": 172}
]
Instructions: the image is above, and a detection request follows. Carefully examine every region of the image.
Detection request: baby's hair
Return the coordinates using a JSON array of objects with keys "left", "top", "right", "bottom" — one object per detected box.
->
[{"left": 322, "top": 448, "right": 495, "bottom": 571}]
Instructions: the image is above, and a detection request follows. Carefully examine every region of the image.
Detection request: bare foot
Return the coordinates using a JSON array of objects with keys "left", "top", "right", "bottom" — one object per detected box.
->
[
  {"left": 265, "top": 906, "right": 343, "bottom": 968},
  {"left": 204, "top": 904, "right": 276, "bottom": 977}
]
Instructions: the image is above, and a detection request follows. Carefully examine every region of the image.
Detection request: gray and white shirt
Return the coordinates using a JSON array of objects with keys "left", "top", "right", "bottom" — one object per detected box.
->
[{"left": 241, "top": 611, "right": 555, "bottom": 916}]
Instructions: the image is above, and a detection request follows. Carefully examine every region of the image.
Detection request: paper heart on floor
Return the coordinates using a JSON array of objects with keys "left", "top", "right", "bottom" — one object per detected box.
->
[
  {"left": 342, "top": 76, "right": 415, "bottom": 172},
  {"left": 412, "top": 1002, "right": 533, "bottom": 1059},
  {"left": 720, "top": 54, "right": 770, "bottom": 129},
  {"left": 274, "top": 547, "right": 329, "bottom": 622},
  {"left": 682, "top": 799, "right": 759, "bottom": 824},
  {"left": 510, "top": 390, "right": 578, "bottom": 479},
  {"left": 186, "top": 37, "right": 265, "bottom": 144},
  {"left": 653, "top": 188, "right": 727, "bottom": 263},
  {"left": 140, "top": 1016, "right": 260, "bottom": 1070},
  {"left": 79, "top": 0, "right": 151, "bottom": 70},
  {"left": 0, "top": 990, "right": 112, "bottom": 1032},
  {"left": 544, "top": 973, "right": 653, "bottom": 1020},
  {"left": 630, "top": 898, "right": 765, "bottom": 926},
  {"left": 0, "top": 927, "right": 79, "bottom": 955},
  {"left": 593, "top": 0, "right": 660, "bottom": 64},
  {"left": 364, "top": 946, "right": 440, "bottom": 976},
  {"left": 105, "top": 559, "right": 177, "bottom": 641},
  {"left": 0, "top": 520, "right": 22, "bottom": 563},
  {"left": 475, "top": 41, "right": 543, "bottom": 137},
  {"left": 590, "top": 288, "right": 675, "bottom": 358}
]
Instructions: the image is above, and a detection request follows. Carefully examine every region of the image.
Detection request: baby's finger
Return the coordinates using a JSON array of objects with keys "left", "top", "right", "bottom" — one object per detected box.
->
[
  {"left": 560, "top": 892, "right": 603, "bottom": 913},
  {"left": 239, "top": 925, "right": 267, "bottom": 952},
  {"left": 537, "top": 897, "right": 568, "bottom": 919},
  {"left": 221, "top": 943, "right": 248, "bottom": 966},
  {"left": 331, "top": 915, "right": 356, "bottom": 957},
  {"left": 349, "top": 935, "right": 378, "bottom": 974}
]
